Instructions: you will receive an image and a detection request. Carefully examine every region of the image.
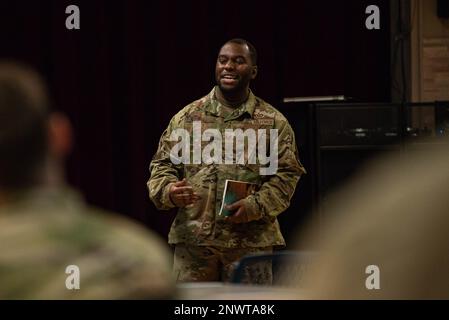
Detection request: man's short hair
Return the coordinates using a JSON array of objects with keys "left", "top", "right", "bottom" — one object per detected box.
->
[
  {"left": 0, "top": 62, "right": 49, "bottom": 189},
  {"left": 224, "top": 38, "right": 258, "bottom": 66}
]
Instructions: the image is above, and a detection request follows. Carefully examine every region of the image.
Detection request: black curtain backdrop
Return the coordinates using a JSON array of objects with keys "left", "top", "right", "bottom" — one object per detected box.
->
[{"left": 0, "top": 0, "right": 390, "bottom": 244}]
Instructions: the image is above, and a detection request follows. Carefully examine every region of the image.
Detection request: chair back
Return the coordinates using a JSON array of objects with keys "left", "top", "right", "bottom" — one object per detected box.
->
[{"left": 231, "top": 250, "right": 318, "bottom": 286}]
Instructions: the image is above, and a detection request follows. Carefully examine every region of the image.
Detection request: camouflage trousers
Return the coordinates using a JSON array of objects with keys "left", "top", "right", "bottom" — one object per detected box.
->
[{"left": 173, "top": 244, "right": 273, "bottom": 284}]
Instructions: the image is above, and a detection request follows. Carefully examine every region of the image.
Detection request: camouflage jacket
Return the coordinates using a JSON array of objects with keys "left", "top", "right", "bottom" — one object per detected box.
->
[
  {"left": 0, "top": 185, "right": 174, "bottom": 299},
  {"left": 148, "top": 87, "right": 306, "bottom": 248}
]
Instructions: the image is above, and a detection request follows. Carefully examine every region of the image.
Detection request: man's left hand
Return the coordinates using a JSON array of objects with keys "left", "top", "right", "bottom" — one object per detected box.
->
[{"left": 225, "top": 200, "right": 249, "bottom": 224}]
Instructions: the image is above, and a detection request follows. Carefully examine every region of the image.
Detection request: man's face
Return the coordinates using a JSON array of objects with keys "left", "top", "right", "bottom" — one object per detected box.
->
[{"left": 215, "top": 42, "right": 257, "bottom": 94}]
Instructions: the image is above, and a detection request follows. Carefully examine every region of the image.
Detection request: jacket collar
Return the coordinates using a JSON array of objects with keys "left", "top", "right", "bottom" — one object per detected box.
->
[{"left": 204, "top": 86, "right": 257, "bottom": 119}]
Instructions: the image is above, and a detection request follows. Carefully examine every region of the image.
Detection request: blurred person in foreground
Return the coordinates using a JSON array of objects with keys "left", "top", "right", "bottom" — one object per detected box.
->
[
  {"left": 0, "top": 62, "right": 174, "bottom": 299},
  {"left": 293, "top": 142, "right": 449, "bottom": 299}
]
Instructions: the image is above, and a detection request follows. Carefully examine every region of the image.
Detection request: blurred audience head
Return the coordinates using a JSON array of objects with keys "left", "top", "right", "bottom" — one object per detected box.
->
[
  {"left": 295, "top": 142, "right": 449, "bottom": 299},
  {"left": 0, "top": 61, "right": 72, "bottom": 191},
  {"left": 0, "top": 61, "right": 175, "bottom": 299}
]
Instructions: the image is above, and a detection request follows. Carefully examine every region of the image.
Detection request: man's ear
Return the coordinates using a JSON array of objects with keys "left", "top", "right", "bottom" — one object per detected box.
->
[
  {"left": 251, "top": 65, "right": 258, "bottom": 79},
  {"left": 48, "top": 112, "right": 73, "bottom": 160}
]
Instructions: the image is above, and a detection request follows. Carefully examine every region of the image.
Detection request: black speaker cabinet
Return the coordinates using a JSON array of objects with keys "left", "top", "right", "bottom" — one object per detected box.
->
[
  {"left": 278, "top": 101, "right": 448, "bottom": 236},
  {"left": 438, "top": 0, "right": 449, "bottom": 18},
  {"left": 315, "top": 103, "right": 402, "bottom": 219},
  {"left": 435, "top": 101, "right": 449, "bottom": 136},
  {"left": 317, "top": 104, "right": 401, "bottom": 146}
]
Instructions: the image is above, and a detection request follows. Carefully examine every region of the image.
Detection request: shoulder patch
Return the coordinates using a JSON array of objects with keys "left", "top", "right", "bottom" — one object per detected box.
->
[{"left": 185, "top": 111, "right": 202, "bottom": 122}]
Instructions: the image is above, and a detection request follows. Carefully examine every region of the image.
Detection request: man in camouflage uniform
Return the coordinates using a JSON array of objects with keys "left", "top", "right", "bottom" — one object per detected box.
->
[
  {"left": 0, "top": 62, "right": 175, "bottom": 299},
  {"left": 148, "top": 39, "right": 306, "bottom": 284}
]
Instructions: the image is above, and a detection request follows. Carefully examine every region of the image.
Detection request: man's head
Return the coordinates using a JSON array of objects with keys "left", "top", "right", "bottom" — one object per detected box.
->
[
  {"left": 0, "top": 62, "right": 72, "bottom": 191},
  {"left": 215, "top": 38, "right": 258, "bottom": 96}
]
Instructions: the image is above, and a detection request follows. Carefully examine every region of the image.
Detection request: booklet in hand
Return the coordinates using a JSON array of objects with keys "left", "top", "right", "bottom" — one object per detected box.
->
[{"left": 219, "top": 179, "right": 258, "bottom": 217}]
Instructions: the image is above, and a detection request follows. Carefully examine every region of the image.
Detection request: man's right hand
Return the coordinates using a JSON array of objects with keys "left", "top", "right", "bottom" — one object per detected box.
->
[{"left": 168, "top": 179, "right": 201, "bottom": 208}]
